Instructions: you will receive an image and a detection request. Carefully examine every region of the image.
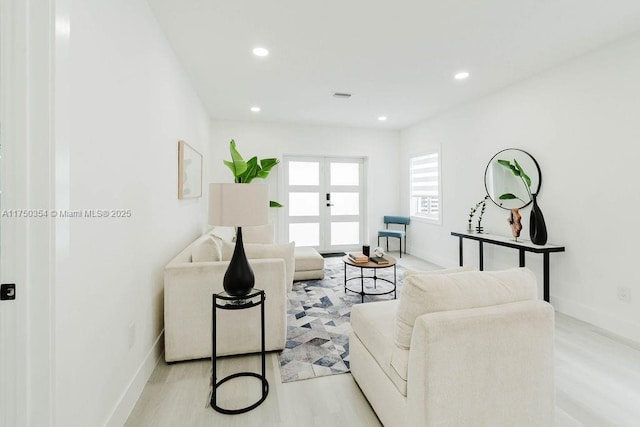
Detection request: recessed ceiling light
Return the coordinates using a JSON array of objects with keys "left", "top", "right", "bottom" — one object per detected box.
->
[
  {"left": 378, "top": 116, "right": 387, "bottom": 121},
  {"left": 454, "top": 71, "right": 470, "bottom": 80},
  {"left": 250, "top": 106, "right": 261, "bottom": 113},
  {"left": 252, "top": 47, "right": 269, "bottom": 57}
]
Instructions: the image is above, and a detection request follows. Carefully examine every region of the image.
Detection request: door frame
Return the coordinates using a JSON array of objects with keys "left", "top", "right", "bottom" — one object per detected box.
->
[
  {"left": 0, "top": 0, "right": 58, "bottom": 425},
  {"left": 280, "top": 155, "right": 367, "bottom": 252}
]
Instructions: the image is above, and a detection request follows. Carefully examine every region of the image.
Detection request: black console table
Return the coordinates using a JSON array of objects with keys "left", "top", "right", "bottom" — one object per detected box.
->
[
  {"left": 211, "top": 289, "right": 268, "bottom": 414},
  {"left": 450, "top": 231, "right": 565, "bottom": 302}
]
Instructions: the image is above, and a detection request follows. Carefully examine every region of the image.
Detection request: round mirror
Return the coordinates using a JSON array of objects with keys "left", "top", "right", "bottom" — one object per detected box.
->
[{"left": 484, "top": 148, "right": 541, "bottom": 210}]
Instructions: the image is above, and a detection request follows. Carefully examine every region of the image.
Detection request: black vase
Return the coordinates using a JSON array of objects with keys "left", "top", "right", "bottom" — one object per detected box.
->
[
  {"left": 223, "top": 227, "right": 255, "bottom": 296},
  {"left": 529, "top": 193, "right": 548, "bottom": 245}
]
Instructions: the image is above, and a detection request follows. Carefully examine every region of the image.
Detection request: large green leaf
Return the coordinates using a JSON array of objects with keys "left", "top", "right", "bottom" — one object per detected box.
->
[
  {"left": 227, "top": 140, "right": 248, "bottom": 179},
  {"left": 260, "top": 158, "right": 279, "bottom": 172},
  {"left": 223, "top": 160, "right": 236, "bottom": 176},
  {"left": 497, "top": 159, "right": 521, "bottom": 177},
  {"left": 499, "top": 193, "right": 518, "bottom": 200},
  {"left": 239, "top": 156, "right": 260, "bottom": 183},
  {"left": 513, "top": 159, "right": 531, "bottom": 187}
]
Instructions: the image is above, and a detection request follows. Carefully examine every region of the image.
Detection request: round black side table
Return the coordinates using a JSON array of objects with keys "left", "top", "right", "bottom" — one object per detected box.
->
[{"left": 211, "top": 289, "right": 268, "bottom": 414}]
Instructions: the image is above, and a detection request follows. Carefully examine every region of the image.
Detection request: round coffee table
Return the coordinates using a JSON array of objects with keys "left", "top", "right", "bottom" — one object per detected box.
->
[{"left": 342, "top": 255, "right": 397, "bottom": 303}]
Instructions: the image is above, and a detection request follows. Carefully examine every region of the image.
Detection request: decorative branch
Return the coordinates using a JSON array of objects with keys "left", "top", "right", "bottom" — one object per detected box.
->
[{"left": 468, "top": 195, "right": 489, "bottom": 232}]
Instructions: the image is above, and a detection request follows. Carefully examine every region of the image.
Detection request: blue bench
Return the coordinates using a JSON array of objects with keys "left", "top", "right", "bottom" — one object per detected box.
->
[{"left": 377, "top": 216, "right": 410, "bottom": 258}]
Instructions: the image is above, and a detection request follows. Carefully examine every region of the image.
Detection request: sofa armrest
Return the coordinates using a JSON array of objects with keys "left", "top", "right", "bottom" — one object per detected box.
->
[
  {"left": 164, "top": 258, "right": 287, "bottom": 362},
  {"left": 406, "top": 300, "right": 555, "bottom": 426}
]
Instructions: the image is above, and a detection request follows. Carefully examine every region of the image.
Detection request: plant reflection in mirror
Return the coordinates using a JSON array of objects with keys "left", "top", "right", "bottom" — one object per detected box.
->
[{"left": 496, "top": 159, "right": 532, "bottom": 205}]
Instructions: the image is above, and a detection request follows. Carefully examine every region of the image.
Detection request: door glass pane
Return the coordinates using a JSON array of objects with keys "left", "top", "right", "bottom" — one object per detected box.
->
[
  {"left": 289, "top": 161, "right": 319, "bottom": 186},
  {"left": 290, "top": 223, "right": 320, "bottom": 247},
  {"left": 288, "top": 193, "right": 319, "bottom": 216},
  {"left": 330, "top": 192, "right": 359, "bottom": 216},
  {"left": 330, "top": 163, "right": 359, "bottom": 186},
  {"left": 331, "top": 222, "right": 359, "bottom": 245}
]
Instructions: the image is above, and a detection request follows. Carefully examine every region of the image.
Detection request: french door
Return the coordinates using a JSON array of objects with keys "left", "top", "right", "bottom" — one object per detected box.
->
[{"left": 283, "top": 156, "right": 366, "bottom": 253}]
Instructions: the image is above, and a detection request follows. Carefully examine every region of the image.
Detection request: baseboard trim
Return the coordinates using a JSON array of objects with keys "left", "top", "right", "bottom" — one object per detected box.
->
[
  {"left": 405, "top": 247, "right": 455, "bottom": 269},
  {"left": 105, "top": 330, "right": 164, "bottom": 427},
  {"left": 552, "top": 296, "right": 640, "bottom": 344}
]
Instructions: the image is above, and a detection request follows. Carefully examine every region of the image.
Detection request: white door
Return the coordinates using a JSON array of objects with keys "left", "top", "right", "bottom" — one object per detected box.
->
[
  {"left": 284, "top": 156, "right": 365, "bottom": 252},
  {"left": 0, "top": 1, "right": 18, "bottom": 424},
  {"left": 0, "top": 141, "right": 17, "bottom": 427},
  {"left": 0, "top": 0, "right": 53, "bottom": 424}
]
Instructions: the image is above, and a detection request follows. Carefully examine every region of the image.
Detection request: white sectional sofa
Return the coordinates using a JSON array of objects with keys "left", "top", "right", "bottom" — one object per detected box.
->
[
  {"left": 293, "top": 246, "right": 325, "bottom": 281},
  {"left": 350, "top": 267, "right": 555, "bottom": 426},
  {"left": 164, "top": 227, "right": 294, "bottom": 362}
]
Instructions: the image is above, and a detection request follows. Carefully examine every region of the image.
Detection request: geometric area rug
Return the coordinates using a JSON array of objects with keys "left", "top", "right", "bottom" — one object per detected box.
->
[{"left": 278, "top": 257, "right": 405, "bottom": 383}]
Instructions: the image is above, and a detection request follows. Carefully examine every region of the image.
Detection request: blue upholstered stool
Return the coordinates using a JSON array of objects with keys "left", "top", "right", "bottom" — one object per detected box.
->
[{"left": 377, "top": 216, "right": 410, "bottom": 258}]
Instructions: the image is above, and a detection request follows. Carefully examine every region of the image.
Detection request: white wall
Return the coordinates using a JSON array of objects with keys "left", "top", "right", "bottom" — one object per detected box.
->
[
  {"left": 54, "top": 0, "right": 210, "bottom": 425},
  {"left": 209, "top": 120, "right": 401, "bottom": 247},
  {"left": 401, "top": 32, "right": 640, "bottom": 343}
]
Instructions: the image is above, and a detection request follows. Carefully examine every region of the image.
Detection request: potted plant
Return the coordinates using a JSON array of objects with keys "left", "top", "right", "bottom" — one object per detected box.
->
[{"left": 223, "top": 139, "right": 282, "bottom": 207}]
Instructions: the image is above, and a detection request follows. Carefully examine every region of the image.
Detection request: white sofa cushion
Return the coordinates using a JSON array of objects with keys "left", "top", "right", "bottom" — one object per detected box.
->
[
  {"left": 394, "top": 267, "right": 536, "bottom": 349},
  {"left": 191, "top": 235, "right": 222, "bottom": 262},
  {"left": 351, "top": 300, "right": 409, "bottom": 396},
  {"left": 222, "top": 241, "right": 295, "bottom": 289},
  {"left": 294, "top": 246, "right": 324, "bottom": 271},
  {"left": 242, "top": 224, "right": 275, "bottom": 244}
]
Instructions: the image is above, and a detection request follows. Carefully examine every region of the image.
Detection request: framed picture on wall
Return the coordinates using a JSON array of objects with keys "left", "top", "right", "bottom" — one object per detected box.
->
[{"left": 178, "top": 140, "right": 203, "bottom": 199}]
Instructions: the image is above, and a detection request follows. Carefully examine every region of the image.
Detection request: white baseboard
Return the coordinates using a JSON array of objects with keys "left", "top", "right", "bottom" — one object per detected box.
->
[
  {"left": 552, "top": 296, "right": 640, "bottom": 344},
  {"left": 105, "top": 331, "right": 164, "bottom": 427},
  {"left": 424, "top": 253, "right": 454, "bottom": 269},
  {"left": 406, "top": 246, "right": 456, "bottom": 269}
]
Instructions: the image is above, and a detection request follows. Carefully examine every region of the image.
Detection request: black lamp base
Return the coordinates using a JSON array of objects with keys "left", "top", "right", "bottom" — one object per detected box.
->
[{"left": 223, "top": 227, "right": 255, "bottom": 296}]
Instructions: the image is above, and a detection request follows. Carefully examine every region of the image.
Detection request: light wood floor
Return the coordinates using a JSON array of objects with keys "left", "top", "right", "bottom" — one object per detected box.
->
[{"left": 126, "top": 254, "right": 640, "bottom": 426}]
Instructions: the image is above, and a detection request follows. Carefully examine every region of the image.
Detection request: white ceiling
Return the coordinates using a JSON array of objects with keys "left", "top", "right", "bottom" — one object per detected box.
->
[{"left": 147, "top": 0, "right": 640, "bottom": 130}]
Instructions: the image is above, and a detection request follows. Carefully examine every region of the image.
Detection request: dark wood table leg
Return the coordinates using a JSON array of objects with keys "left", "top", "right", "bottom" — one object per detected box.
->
[
  {"left": 519, "top": 249, "right": 525, "bottom": 267},
  {"left": 344, "top": 262, "right": 347, "bottom": 293},
  {"left": 394, "top": 264, "right": 397, "bottom": 299},
  {"left": 360, "top": 267, "right": 364, "bottom": 303},
  {"left": 479, "top": 241, "right": 484, "bottom": 271},
  {"left": 260, "top": 292, "right": 266, "bottom": 383},
  {"left": 543, "top": 252, "right": 550, "bottom": 303},
  {"left": 212, "top": 294, "right": 217, "bottom": 405}
]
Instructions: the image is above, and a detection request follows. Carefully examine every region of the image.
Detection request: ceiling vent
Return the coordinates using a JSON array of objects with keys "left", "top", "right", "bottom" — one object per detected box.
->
[{"left": 332, "top": 92, "right": 352, "bottom": 99}]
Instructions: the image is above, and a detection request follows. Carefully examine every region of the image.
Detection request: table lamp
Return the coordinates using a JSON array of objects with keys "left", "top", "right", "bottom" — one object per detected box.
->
[{"left": 208, "top": 183, "right": 269, "bottom": 296}]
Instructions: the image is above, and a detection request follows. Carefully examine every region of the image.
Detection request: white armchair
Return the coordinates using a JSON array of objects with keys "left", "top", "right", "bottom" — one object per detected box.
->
[{"left": 349, "top": 267, "right": 555, "bottom": 426}]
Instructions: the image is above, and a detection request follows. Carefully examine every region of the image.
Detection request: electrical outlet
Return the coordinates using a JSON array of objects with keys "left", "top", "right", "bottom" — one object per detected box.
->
[
  {"left": 617, "top": 286, "right": 631, "bottom": 303},
  {"left": 128, "top": 322, "right": 136, "bottom": 350}
]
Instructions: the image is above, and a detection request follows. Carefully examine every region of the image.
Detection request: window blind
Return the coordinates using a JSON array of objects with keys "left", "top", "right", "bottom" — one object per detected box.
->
[{"left": 410, "top": 153, "right": 439, "bottom": 219}]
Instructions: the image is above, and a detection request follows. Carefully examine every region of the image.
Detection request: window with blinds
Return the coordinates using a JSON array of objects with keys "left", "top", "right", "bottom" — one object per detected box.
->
[{"left": 410, "top": 152, "right": 440, "bottom": 221}]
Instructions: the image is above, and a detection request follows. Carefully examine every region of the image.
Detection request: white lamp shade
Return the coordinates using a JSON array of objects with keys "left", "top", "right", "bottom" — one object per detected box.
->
[{"left": 208, "top": 183, "right": 269, "bottom": 226}]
